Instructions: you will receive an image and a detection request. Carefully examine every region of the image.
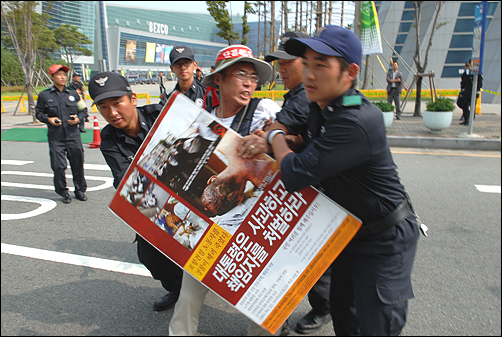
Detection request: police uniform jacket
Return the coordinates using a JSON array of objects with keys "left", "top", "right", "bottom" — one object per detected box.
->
[
  {"left": 275, "top": 83, "right": 310, "bottom": 136},
  {"left": 35, "top": 86, "right": 88, "bottom": 141},
  {"left": 280, "top": 87, "right": 413, "bottom": 247},
  {"left": 100, "top": 103, "right": 183, "bottom": 291},
  {"left": 168, "top": 79, "right": 209, "bottom": 109},
  {"left": 100, "top": 104, "right": 162, "bottom": 188}
]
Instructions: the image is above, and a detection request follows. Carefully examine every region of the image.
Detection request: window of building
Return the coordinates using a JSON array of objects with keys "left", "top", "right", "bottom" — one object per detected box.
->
[
  {"left": 115, "top": 18, "right": 120, "bottom": 24},
  {"left": 126, "top": 21, "right": 130, "bottom": 26},
  {"left": 137, "top": 19, "right": 140, "bottom": 24},
  {"left": 396, "top": 34, "right": 407, "bottom": 45},
  {"left": 401, "top": 10, "right": 415, "bottom": 21},
  {"left": 404, "top": 2, "right": 414, "bottom": 9},
  {"left": 393, "top": 46, "right": 403, "bottom": 55},
  {"left": 445, "top": 50, "right": 472, "bottom": 64},
  {"left": 399, "top": 22, "right": 412, "bottom": 32},
  {"left": 441, "top": 65, "right": 464, "bottom": 78},
  {"left": 487, "top": 2, "right": 499, "bottom": 16},
  {"left": 449, "top": 34, "right": 473, "bottom": 49},
  {"left": 458, "top": 2, "right": 478, "bottom": 17},
  {"left": 454, "top": 19, "right": 474, "bottom": 32}
]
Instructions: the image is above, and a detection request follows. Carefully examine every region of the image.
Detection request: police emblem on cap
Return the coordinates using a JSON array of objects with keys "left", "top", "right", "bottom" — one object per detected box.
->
[
  {"left": 94, "top": 76, "right": 108, "bottom": 87},
  {"left": 176, "top": 48, "right": 185, "bottom": 53},
  {"left": 69, "top": 96, "right": 75, "bottom": 102}
]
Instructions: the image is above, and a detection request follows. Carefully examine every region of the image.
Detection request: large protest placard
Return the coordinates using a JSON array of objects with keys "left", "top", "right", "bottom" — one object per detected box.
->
[{"left": 109, "top": 92, "right": 362, "bottom": 334}]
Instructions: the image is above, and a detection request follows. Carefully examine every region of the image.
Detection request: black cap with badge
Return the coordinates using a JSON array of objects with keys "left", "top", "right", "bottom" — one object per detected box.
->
[
  {"left": 264, "top": 31, "right": 311, "bottom": 62},
  {"left": 89, "top": 71, "right": 132, "bottom": 105},
  {"left": 169, "top": 45, "right": 195, "bottom": 65}
]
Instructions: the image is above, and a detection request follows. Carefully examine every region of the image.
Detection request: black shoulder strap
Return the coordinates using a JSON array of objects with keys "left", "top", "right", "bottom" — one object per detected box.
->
[
  {"left": 230, "top": 98, "right": 261, "bottom": 136},
  {"left": 142, "top": 104, "right": 163, "bottom": 115}
]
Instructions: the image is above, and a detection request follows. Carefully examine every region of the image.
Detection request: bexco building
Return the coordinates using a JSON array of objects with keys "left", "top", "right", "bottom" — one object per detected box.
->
[{"left": 96, "top": 2, "right": 233, "bottom": 77}]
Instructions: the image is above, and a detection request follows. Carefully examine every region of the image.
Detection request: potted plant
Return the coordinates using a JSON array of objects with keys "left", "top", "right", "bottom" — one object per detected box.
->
[
  {"left": 423, "top": 97, "right": 456, "bottom": 134},
  {"left": 374, "top": 101, "right": 395, "bottom": 128}
]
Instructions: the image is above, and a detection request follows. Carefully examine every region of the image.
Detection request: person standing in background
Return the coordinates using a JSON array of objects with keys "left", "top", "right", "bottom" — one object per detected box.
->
[
  {"left": 35, "top": 64, "right": 88, "bottom": 204},
  {"left": 386, "top": 61, "right": 408, "bottom": 120}
]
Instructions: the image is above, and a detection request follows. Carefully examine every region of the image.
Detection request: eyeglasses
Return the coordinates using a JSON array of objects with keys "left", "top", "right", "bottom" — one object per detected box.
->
[
  {"left": 231, "top": 71, "right": 260, "bottom": 83},
  {"left": 172, "top": 60, "right": 193, "bottom": 69}
]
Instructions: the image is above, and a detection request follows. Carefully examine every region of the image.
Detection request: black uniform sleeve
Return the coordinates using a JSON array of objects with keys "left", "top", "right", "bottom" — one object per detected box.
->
[
  {"left": 280, "top": 117, "right": 371, "bottom": 193},
  {"left": 276, "top": 97, "right": 309, "bottom": 135},
  {"left": 35, "top": 91, "right": 49, "bottom": 124},
  {"left": 99, "top": 128, "right": 134, "bottom": 189}
]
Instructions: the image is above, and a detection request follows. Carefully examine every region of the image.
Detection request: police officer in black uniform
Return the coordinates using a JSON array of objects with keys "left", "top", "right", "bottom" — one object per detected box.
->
[
  {"left": 166, "top": 45, "right": 213, "bottom": 109},
  {"left": 35, "top": 64, "right": 88, "bottom": 204},
  {"left": 88, "top": 71, "right": 183, "bottom": 312},
  {"left": 263, "top": 25, "right": 423, "bottom": 336},
  {"left": 261, "top": 31, "right": 332, "bottom": 334},
  {"left": 67, "top": 71, "right": 89, "bottom": 133}
]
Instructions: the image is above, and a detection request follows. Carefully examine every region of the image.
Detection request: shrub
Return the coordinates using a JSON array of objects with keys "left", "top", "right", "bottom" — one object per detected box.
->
[
  {"left": 373, "top": 101, "right": 395, "bottom": 112},
  {"left": 426, "top": 97, "right": 456, "bottom": 112}
]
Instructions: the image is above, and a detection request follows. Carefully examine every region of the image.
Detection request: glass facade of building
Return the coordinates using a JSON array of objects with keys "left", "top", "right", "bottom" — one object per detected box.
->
[
  {"left": 117, "top": 32, "right": 224, "bottom": 70},
  {"left": 442, "top": 1, "right": 499, "bottom": 77},
  {"left": 42, "top": 1, "right": 96, "bottom": 55}
]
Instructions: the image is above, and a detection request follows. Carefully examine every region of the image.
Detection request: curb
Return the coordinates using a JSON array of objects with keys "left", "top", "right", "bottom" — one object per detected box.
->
[{"left": 388, "top": 135, "right": 501, "bottom": 151}]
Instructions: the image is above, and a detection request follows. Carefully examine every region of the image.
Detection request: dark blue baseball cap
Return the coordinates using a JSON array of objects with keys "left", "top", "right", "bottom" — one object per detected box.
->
[{"left": 284, "top": 25, "right": 361, "bottom": 66}]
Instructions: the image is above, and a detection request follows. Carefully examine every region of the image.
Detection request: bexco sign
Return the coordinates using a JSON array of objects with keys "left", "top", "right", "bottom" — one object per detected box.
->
[{"left": 149, "top": 21, "right": 169, "bottom": 35}]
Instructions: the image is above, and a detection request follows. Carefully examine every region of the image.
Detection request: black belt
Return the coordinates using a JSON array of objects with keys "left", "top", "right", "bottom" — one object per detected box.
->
[{"left": 355, "top": 199, "right": 411, "bottom": 239}]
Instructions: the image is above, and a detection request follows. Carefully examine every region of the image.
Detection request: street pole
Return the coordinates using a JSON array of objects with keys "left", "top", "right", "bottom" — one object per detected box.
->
[
  {"left": 468, "top": 75, "right": 477, "bottom": 135},
  {"left": 354, "top": 1, "right": 361, "bottom": 89}
]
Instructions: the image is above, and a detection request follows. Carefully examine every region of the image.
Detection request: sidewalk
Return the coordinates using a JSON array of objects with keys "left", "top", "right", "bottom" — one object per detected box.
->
[{"left": 2, "top": 99, "right": 500, "bottom": 151}]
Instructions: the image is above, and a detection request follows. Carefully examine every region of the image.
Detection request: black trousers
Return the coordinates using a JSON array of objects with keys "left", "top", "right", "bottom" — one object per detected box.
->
[
  {"left": 49, "top": 139, "right": 87, "bottom": 196},
  {"left": 136, "top": 235, "right": 183, "bottom": 292},
  {"left": 330, "top": 213, "right": 419, "bottom": 336},
  {"left": 307, "top": 266, "right": 331, "bottom": 315}
]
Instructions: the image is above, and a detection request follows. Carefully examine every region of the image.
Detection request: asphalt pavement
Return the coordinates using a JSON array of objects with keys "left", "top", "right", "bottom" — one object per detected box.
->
[
  {"left": 2, "top": 83, "right": 500, "bottom": 336},
  {"left": 2, "top": 83, "right": 501, "bottom": 150}
]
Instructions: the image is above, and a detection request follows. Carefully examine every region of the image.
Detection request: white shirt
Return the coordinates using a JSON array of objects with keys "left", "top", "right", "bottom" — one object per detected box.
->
[{"left": 210, "top": 99, "right": 280, "bottom": 133}]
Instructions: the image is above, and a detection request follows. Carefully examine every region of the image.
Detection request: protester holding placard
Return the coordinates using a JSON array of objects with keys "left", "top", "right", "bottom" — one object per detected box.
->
[{"left": 168, "top": 44, "right": 285, "bottom": 336}]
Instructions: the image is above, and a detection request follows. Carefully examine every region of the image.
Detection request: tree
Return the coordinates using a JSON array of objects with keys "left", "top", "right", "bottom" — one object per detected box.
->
[
  {"left": 35, "top": 25, "right": 58, "bottom": 87},
  {"left": 206, "top": 1, "right": 239, "bottom": 45},
  {"left": 1, "top": 46, "right": 24, "bottom": 86},
  {"left": 315, "top": 0, "right": 323, "bottom": 31},
  {"left": 241, "top": 1, "right": 256, "bottom": 45},
  {"left": 411, "top": 1, "right": 444, "bottom": 117},
  {"left": 270, "top": 1, "right": 276, "bottom": 56},
  {"left": 1, "top": 1, "right": 52, "bottom": 122},
  {"left": 53, "top": 24, "right": 93, "bottom": 82},
  {"left": 282, "top": 1, "right": 289, "bottom": 33}
]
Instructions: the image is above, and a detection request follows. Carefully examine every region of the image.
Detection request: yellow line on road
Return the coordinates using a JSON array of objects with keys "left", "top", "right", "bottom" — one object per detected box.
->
[{"left": 391, "top": 149, "right": 500, "bottom": 158}]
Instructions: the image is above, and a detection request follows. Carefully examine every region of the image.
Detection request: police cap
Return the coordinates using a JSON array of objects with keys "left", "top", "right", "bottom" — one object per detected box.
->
[
  {"left": 89, "top": 71, "right": 132, "bottom": 105},
  {"left": 285, "top": 25, "right": 362, "bottom": 66},
  {"left": 170, "top": 46, "right": 195, "bottom": 65},
  {"left": 264, "top": 31, "right": 310, "bottom": 62}
]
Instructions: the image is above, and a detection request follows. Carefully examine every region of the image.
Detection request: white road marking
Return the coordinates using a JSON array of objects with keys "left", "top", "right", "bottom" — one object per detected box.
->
[
  {"left": 1, "top": 195, "right": 57, "bottom": 220},
  {"left": 1, "top": 161, "right": 110, "bottom": 171},
  {"left": 1, "top": 171, "right": 113, "bottom": 191},
  {"left": 475, "top": 185, "right": 501, "bottom": 193},
  {"left": 1, "top": 160, "right": 34, "bottom": 165},
  {"left": 1, "top": 243, "right": 151, "bottom": 277},
  {"left": 84, "top": 164, "right": 112, "bottom": 170}
]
